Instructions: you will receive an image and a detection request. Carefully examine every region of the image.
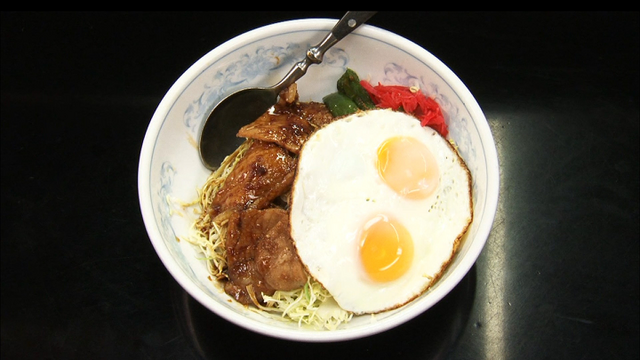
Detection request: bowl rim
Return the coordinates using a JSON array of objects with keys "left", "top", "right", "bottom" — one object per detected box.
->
[{"left": 138, "top": 17, "right": 500, "bottom": 342}]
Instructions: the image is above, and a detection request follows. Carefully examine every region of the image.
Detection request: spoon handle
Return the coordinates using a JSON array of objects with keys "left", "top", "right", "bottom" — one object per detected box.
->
[
  {"left": 327, "top": 11, "right": 377, "bottom": 43},
  {"left": 272, "top": 11, "right": 377, "bottom": 92}
]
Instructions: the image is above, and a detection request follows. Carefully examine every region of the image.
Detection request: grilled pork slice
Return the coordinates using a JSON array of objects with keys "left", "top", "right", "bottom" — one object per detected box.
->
[
  {"left": 224, "top": 208, "right": 307, "bottom": 305},
  {"left": 236, "top": 110, "right": 314, "bottom": 154},
  {"left": 206, "top": 140, "right": 296, "bottom": 219},
  {"left": 296, "top": 101, "right": 337, "bottom": 129},
  {"left": 237, "top": 83, "right": 335, "bottom": 153}
]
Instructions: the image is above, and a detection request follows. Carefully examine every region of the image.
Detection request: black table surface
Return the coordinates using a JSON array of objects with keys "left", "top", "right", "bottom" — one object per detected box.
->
[{"left": 2, "top": 11, "right": 638, "bottom": 360}]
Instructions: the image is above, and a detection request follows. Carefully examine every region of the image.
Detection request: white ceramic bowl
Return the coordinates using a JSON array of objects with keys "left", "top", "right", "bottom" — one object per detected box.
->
[{"left": 138, "top": 18, "right": 499, "bottom": 342}]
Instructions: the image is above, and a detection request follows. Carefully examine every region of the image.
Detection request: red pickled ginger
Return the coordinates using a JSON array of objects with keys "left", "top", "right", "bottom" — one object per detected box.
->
[{"left": 360, "top": 81, "right": 448, "bottom": 137}]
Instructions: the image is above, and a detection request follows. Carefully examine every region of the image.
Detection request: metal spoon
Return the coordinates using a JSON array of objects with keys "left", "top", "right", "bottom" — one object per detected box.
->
[{"left": 199, "top": 11, "right": 377, "bottom": 169}]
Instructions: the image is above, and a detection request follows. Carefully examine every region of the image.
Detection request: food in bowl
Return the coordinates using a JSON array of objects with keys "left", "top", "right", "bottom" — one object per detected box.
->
[
  {"left": 179, "top": 69, "right": 472, "bottom": 328},
  {"left": 139, "top": 18, "right": 499, "bottom": 341}
]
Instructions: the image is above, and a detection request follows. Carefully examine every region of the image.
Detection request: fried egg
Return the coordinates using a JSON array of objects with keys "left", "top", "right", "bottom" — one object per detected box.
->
[{"left": 289, "top": 109, "right": 473, "bottom": 315}]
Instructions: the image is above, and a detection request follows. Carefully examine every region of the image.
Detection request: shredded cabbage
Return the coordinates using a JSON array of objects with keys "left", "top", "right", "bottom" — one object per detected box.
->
[{"left": 254, "top": 277, "right": 353, "bottom": 330}]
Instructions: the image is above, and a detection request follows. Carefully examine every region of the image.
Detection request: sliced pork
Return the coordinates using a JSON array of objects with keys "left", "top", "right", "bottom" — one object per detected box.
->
[
  {"left": 237, "top": 83, "right": 336, "bottom": 153},
  {"left": 224, "top": 208, "right": 307, "bottom": 305},
  {"left": 236, "top": 111, "right": 314, "bottom": 154},
  {"left": 206, "top": 140, "right": 296, "bottom": 219}
]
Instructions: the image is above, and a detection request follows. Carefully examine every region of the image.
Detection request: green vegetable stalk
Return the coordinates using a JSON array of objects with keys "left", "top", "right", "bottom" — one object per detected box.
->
[
  {"left": 322, "top": 92, "right": 360, "bottom": 117},
  {"left": 336, "top": 68, "right": 376, "bottom": 110}
]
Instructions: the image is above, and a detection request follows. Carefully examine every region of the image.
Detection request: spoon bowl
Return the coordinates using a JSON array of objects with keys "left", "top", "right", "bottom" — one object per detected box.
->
[
  {"left": 198, "top": 11, "right": 376, "bottom": 169},
  {"left": 199, "top": 87, "right": 278, "bottom": 166}
]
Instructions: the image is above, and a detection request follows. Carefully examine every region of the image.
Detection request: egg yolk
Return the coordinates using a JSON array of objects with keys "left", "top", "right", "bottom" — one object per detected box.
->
[
  {"left": 359, "top": 215, "right": 414, "bottom": 282},
  {"left": 377, "top": 136, "right": 439, "bottom": 199}
]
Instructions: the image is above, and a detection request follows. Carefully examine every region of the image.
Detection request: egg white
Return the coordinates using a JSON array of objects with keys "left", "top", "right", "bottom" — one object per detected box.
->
[{"left": 289, "top": 109, "right": 472, "bottom": 315}]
